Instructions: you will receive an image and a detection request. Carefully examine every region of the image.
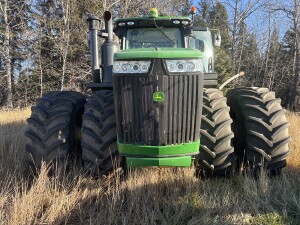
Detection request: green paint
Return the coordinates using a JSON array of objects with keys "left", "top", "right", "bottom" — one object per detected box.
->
[
  {"left": 153, "top": 92, "right": 165, "bottom": 102},
  {"left": 126, "top": 156, "right": 192, "bottom": 168},
  {"left": 114, "top": 48, "right": 202, "bottom": 60},
  {"left": 118, "top": 141, "right": 200, "bottom": 157}
]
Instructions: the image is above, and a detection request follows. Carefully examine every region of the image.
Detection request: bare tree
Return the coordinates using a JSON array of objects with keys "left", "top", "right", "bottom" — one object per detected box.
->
[
  {"left": 60, "top": 0, "right": 71, "bottom": 91},
  {"left": 1, "top": 0, "right": 13, "bottom": 107},
  {"left": 223, "top": 0, "right": 269, "bottom": 73},
  {"left": 272, "top": 0, "right": 300, "bottom": 111}
]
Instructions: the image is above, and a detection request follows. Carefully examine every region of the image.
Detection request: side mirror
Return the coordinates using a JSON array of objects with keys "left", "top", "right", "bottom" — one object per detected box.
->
[{"left": 213, "top": 34, "right": 221, "bottom": 47}]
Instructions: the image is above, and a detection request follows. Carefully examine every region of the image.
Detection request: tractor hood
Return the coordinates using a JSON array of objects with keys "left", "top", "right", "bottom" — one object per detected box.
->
[{"left": 114, "top": 48, "right": 202, "bottom": 60}]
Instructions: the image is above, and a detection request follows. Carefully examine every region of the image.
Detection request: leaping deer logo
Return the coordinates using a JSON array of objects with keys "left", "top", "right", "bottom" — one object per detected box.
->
[{"left": 153, "top": 92, "right": 165, "bottom": 102}]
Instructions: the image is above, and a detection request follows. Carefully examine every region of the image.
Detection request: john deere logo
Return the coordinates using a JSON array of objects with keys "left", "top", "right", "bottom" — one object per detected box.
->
[{"left": 153, "top": 92, "right": 165, "bottom": 102}]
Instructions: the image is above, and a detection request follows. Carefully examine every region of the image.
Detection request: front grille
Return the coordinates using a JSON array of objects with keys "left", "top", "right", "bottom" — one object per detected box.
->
[{"left": 113, "top": 59, "right": 203, "bottom": 146}]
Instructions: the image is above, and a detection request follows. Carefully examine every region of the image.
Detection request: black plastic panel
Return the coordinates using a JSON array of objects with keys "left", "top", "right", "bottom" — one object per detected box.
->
[{"left": 113, "top": 59, "right": 204, "bottom": 145}]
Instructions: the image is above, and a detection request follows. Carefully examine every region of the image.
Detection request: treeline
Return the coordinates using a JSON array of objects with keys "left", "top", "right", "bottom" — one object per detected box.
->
[{"left": 0, "top": 0, "right": 299, "bottom": 111}]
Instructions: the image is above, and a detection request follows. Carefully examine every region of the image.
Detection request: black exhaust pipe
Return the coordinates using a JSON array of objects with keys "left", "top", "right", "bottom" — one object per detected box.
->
[{"left": 87, "top": 16, "right": 101, "bottom": 83}]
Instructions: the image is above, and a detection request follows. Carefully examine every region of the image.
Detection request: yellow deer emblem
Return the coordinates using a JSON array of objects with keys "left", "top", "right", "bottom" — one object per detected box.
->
[{"left": 153, "top": 92, "right": 165, "bottom": 102}]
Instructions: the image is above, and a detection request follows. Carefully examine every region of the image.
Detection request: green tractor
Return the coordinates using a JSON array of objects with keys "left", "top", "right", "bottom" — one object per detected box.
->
[{"left": 25, "top": 8, "right": 291, "bottom": 177}]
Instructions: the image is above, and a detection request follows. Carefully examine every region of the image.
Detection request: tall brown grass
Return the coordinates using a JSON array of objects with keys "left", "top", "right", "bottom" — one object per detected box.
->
[
  {"left": 0, "top": 109, "right": 299, "bottom": 225},
  {"left": 286, "top": 112, "right": 300, "bottom": 171}
]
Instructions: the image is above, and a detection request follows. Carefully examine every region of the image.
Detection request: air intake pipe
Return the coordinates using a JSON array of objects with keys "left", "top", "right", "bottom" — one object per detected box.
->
[
  {"left": 87, "top": 16, "right": 101, "bottom": 83},
  {"left": 101, "top": 11, "right": 117, "bottom": 84}
]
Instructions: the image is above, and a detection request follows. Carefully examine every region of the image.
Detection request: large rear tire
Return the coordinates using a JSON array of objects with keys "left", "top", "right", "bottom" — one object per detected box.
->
[
  {"left": 227, "top": 87, "right": 291, "bottom": 175},
  {"left": 195, "top": 88, "right": 234, "bottom": 177},
  {"left": 25, "top": 91, "right": 86, "bottom": 170},
  {"left": 81, "top": 90, "right": 122, "bottom": 176}
]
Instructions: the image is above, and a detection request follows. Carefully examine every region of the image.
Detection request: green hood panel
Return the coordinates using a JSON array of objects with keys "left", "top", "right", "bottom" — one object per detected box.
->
[{"left": 114, "top": 48, "right": 203, "bottom": 60}]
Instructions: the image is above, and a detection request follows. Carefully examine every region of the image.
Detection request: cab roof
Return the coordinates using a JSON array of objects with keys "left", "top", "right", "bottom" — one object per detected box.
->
[{"left": 114, "top": 16, "right": 192, "bottom": 28}]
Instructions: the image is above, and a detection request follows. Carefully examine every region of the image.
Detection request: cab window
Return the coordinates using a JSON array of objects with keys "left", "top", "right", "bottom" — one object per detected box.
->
[{"left": 126, "top": 28, "right": 182, "bottom": 49}]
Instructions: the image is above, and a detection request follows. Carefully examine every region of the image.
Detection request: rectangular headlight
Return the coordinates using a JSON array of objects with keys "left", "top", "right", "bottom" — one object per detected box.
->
[
  {"left": 113, "top": 61, "right": 151, "bottom": 74},
  {"left": 165, "top": 59, "right": 204, "bottom": 73}
]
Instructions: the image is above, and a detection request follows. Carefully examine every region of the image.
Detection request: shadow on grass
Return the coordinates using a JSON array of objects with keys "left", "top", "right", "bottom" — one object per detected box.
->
[
  {"left": 44, "top": 167, "right": 300, "bottom": 225},
  {"left": 285, "top": 164, "right": 300, "bottom": 176},
  {"left": 0, "top": 120, "right": 31, "bottom": 182},
  {"left": 1, "top": 160, "right": 300, "bottom": 224}
]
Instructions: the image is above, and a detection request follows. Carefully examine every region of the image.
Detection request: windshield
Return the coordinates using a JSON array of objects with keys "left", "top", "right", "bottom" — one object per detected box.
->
[
  {"left": 126, "top": 28, "right": 182, "bottom": 49},
  {"left": 189, "top": 30, "right": 214, "bottom": 73}
]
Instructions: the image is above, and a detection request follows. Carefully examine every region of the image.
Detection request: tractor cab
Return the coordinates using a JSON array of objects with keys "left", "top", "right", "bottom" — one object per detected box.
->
[
  {"left": 188, "top": 27, "right": 221, "bottom": 85},
  {"left": 113, "top": 8, "right": 192, "bottom": 50},
  {"left": 189, "top": 27, "right": 215, "bottom": 73},
  {"left": 113, "top": 9, "right": 221, "bottom": 85}
]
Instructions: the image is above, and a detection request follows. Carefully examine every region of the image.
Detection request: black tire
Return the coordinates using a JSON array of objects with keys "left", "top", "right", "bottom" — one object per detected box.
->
[
  {"left": 227, "top": 87, "right": 291, "bottom": 175},
  {"left": 81, "top": 90, "right": 122, "bottom": 176},
  {"left": 25, "top": 91, "right": 86, "bottom": 170},
  {"left": 195, "top": 88, "right": 234, "bottom": 177}
]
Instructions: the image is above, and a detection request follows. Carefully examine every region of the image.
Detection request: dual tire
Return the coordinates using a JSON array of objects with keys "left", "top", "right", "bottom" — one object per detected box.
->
[
  {"left": 196, "top": 87, "right": 291, "bottom": 177},
  {"left": 227, "top": 87, "right": 291, "bottom": 175},
  {"left": 25, "top": 91, "right": 86, "bottom": 170},
  {"left": 81, "top": 90, "right": 122, "bottom": 176},
  {"left": 195, "top": 89, "right": 234, "bottom": 177},
  {"left": 25, "top": 90, "right": 120, "bottom": 176}
]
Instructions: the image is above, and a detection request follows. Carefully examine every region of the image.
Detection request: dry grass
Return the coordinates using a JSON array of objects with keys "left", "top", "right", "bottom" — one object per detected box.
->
[
  {"left": 0, "top": 109, "right": 299, "bottom": 225},
  {"left": 286, "top": 112, "right": 300, "bottom": 171}
]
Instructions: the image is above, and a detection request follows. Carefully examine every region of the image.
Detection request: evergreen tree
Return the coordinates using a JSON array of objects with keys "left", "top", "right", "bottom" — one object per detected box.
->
[
  {"left": 194, "top": 1, "right": 233, "bottom": 84},
  {"left": 0, "top": 0, "right": 33, "bottom": 107},
  {"left": 180, "top": 0, "right": 193, "bottom": 16},
  {"left": 208, "top": 2, "right": 233, "bottom": 84},
  {"left": 193, "top": 0, "right": 210, "bottom": 27},
  {"left": 239, "top": 33, "right": 261, "bottom": 86},
  {"left": 279, "top": 29, "right": 299, "bottom": 108}
]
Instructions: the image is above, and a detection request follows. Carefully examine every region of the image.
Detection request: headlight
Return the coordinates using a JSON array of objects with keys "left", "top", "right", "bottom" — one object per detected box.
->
[
  {"left": 165, "top": 59, "right": 204, "bottom": 73},
  {"left": 113, "top": 61, "right": 151, "bottom": 73}
]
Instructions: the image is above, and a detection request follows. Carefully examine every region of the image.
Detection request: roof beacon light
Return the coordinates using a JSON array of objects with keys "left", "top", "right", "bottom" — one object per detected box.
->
[
  {"left": 190, "top": 6, "right": 197, "bottom": 14},
  {"left": 149, "top": 8, "right": 158, "bottom": 18},
  {"left": 190, "top": 6, "right": 197, "bottom": 22}
]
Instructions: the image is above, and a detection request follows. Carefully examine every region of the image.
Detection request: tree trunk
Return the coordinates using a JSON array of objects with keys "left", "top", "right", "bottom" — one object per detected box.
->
[
  {"left": 289, "top": 0, "right": 300, "bottom": 111},
  {"left": 290, "top": 38, "right": 300, "bottom": 111},
  {"left": 236, "top": 22, "right": 246, "bottom": 73},
  {"left": 231, "top": 0, "right": 239, "bottom": 72},
  {"left": 38, "top": 39, "right": 43, "bottom": 97},
  {"left": 60, "top": 0, "right": 70, "bottom": 91},
  {"left": 3, "top": 0, "right": 13, "bottom": 108}
]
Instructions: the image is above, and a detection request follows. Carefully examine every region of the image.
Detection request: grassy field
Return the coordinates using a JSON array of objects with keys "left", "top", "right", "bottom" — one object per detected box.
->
[{"left": 0, "top": 109, "right": 299, "bottom": 225}]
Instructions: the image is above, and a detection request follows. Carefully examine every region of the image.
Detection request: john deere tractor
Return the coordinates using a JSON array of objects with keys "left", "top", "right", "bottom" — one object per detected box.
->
[{"left": 25, "top": 8, "right": 291, "bottom": 177}]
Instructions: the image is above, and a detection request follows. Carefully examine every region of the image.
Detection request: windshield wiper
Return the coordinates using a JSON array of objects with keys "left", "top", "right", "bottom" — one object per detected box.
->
[{"left": 153, "top": 19, "right": 176, "bottom": 46}]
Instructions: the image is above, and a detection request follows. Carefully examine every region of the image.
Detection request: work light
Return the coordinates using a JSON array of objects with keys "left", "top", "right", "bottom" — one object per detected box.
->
[
  {"left": 165, "top": 59, "right": 204, "bottom": 73},
  {"left": 113, "top": 61, "right": 151, "bottom": 73}
]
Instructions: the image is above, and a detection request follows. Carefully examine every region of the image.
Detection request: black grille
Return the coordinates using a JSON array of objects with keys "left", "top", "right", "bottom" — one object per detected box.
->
[{"left": 113, "top": 59, "right": 203, "bottom": 146}]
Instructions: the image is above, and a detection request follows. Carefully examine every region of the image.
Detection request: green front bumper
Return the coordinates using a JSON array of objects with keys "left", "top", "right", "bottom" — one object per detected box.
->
[
  {"left": 126, "top": 156, "right": 193, "bottom": 168},
  {"left": 117, "top": 141, "right": 200, "bottom": 168}
]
